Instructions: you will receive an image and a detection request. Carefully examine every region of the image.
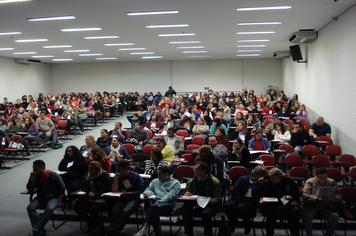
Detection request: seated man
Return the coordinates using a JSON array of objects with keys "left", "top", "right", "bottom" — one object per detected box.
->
[
  {"left": 96, "top": 129, "right": 111, "bottom": 150},
  {"left": 108, "top": 121, "right": 126, "bottom": 142},
  {"left": 208, "top": 136, "right": 228, "bottom": 182},
  {"left": 255, "top": 168, "right": 300, "bottom": 236},
  {"left": 129, "top": 122, "right": 148, "bottom": 149},
  {"left": 36, "top": 110, "right": 58, "bottom": 144},
  {"left": 309, "top": 116, "right": 331, "bottom": 139},
  {"left": 80, "top": 135, "right": 100, "bottom": 159},
  {"left": 302, "top": 167, "right": 342, "bottom": 236},
  {"left": 26, "top": 160, "right": 65, "bottom": 236},
  {"left": 182, "top": 162, "right": 222, "bottom": 236},
  {"left": 134, "top": 165, "right": 181, "bottom": 236},
  {"left": 164, "top": 127, "right": 184, "bottom": 156},
  {"left": 223, "top": 166, "right": 268, "bottom": 234},
  {"left": 73, "top": 161, "right": 111, "bottom": 233},
  {"left": 290, "top": 122, "right": 310, "bottom": 155},
  {"left": 107, "top": 160, "right": 144, "bottom": 236},
  {"left": 248, "top": 129, "right": 270, "bottom": 151},
  {"left": 156, "top": 137, "right": 175, "bottom": 163},
  {"left": 106, "top": 137, "right": 129, "bottom": 172}
]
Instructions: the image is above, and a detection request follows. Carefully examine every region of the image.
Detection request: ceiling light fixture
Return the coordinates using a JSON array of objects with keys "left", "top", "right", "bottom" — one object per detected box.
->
[
  {"left": 237, "top": 54, "right": 261, "bottom": 57},
  {"left": 169, "top": 41, "right": 201, "bottom": 44},
  {"left": 105, "top": 43, "right": 135, "bottom": 46},
  {"left": 236, "top": 6, "right": 291, "bottom": 11},
  {"left": 141, "top": 56, "right": 163, "bottom": 59},
  {"left": 32, "top": 55, "right": 54, "bottom": 58},
  {"left": 79, "top": 53, "right": 103, "bottom": 56},
  {"left": 237, "top": 45, "right": 266, "bottom": 48},
  {"left": 64, "top": 49, "right": 90, "bottom": 53},
  {"left": 189, "top": 55, "right": 211, "bottom": 58},
  {"left": 0, "top": 0, "right": 31, "bottom": 3},
  {"left": 176, "top": 46, "right": 205, "bottom": 49},
  {"left": 61, "top": 28, "right": 102, "bottom": 32},
  {"left": 237, "top": 22, "right": 282, "bottom": 26},
  {"left": 127, "top": 10, "right": 179, "bottom": 16},
  {"left": 43, "top": 45, "right": 72, "bottom": 48},
  {"left": 96, "top": 57, "right": 118, "bottom": 60},
  {"left": 237, "top": 49, "right": 262, "bottom": 52},
  {"left": 13, "top": 51, "right": 36, "bottom": 55},
  {"left": 27, "top": 16, "right": 76, "bottom": 22},
  {"left": 182, "top": 50, "right": 208, "bottom": 54},
  {"left": 0, "top": 32, "right": 22, "bottom": 36},
  {"left": 129, "top": 52, "right": 155, "bottom": 55},
  {"left": 237, "top": 39, "right": 270, "bottom": 42},
  {"left": 159, "top": 33, "right": 195, "bottom": 37},
  {"left": 236, "top": 31, "right": 275, "bottom": 35},
  {"left": 118, "top": 48, "right": 146, "bottom": 51},
  {"left": 145, "top": 24, "right": 189, "bottom": 28},
  {"left": 84, "top": 36, "right": 119, "bottom": 39},
  {"left": 15, "top": 39, "right": 48, "bottom": 43},
  {"left": 0, "top": 47, "right": 14, "bottom": 51},
  {"left": 52, "top": 58, "right": 73, "bottom": 62}
]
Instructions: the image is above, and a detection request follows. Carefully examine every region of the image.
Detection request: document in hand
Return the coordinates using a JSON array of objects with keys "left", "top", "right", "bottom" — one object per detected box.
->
[
  {"left": 197, "top": 196, "right": 211, "bottom": 208},
  {"left": 260, "top": 197, "right": 279, "bottom": 203},
  {"left": 317, "top": 187, "right": 336, "bottom": 198},
  {"left": 102, "top": 192, "right": 122, "bottom": 197},
  {"left": 140, "top": 194, "right": 158, "bottom": 200}
]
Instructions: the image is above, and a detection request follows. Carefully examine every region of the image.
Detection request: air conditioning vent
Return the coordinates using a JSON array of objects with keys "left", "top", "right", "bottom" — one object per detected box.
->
[
  {"left": 15, "top": 58, "right": 42, "bottom": 64},
  {"left": 289, "top": 30, "right": 317, "bottom": 44}
]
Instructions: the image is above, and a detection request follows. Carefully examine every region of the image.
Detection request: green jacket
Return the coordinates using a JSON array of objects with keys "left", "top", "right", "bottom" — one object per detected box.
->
[{"left": 186, "top": 174, "right": 222, "bottom": 205}]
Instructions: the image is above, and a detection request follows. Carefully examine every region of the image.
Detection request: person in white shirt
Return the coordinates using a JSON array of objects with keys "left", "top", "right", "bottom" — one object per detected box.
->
[{"left": 273, "top": 123, "right": 291, "bottom": 143}]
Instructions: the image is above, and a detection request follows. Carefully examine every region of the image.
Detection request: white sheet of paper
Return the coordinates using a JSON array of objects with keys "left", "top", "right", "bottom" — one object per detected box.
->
[
  {"left": 109, "top": 173, "right": 116, "bottom": 178},
  {"left": 249, "top": 150, "right": 269, "bottom": 155},
  {"left": 67, "top": 161, "right": 74, "bottom": 168},
  {"left": 140, "top": 194, "right": 157, "bottom": 200},
  {"left": 245, "top": 188, "right": 252, "bottom": 198},
  {"left": 54, "top": 171, "right": 67, "bottom": 175},
  {"left": 180, "top": 183, "right": 187, "bottom": 190},
  {"left": 261, "top": 197, "right": 278, "bottom": 203},
  {"left": 101, "top": 192, "right": 122, "bottom": 197},
  {"left": 197, "top": 196, "right": 211, "bottom": 208},
  {"left": 75, "top": 191, "right": 86, "bottom": 195},
  {"left": 139, "top": 174, "right": 151, "bottom": 179},
  {"left": 82, "top": 151, "right": 88, "bottom": 157},
  {"left": 280, "top": 196, "right": 289, "bottom": 205}
]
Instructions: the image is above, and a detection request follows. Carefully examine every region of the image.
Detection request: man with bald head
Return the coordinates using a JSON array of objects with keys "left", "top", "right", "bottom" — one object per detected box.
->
[
  {"left": 309, "top": 117, "right": 331, "bottom": 139},
  {"left": 208, "top": 136, "right": 228, "bottom": 182}
]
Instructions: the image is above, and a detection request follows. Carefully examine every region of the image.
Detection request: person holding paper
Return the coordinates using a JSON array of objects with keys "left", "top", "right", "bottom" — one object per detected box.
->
[
  {"left": 255, "top": 168, "right": 300, "bottom": 236},
  {"left": 134, "top": 165, "right": 180, "bottom": 236},
  {"left": 108, "top": 121, "right": 126, "bottom": 141},
  {"left": 80, "top": 135, "right": 100, "bottom": 159},
  {"left": 58, "top": 145, "right": 87, "bottom": 193},
  {"left": 106, "top": 137, "right": 129, "bottom": 173},
  {"left": 107, "top": 160, "right": 144, "bottom": 236},
  {"left": 223, "top": 166, "right": 268, "bottom": 234},
  {"left": 302, "top": 167, "right": 343, "bottom": 236},
  {"left": 181, "top": 162, "right": 222, "bottom": 236},
  {"left": 73, "top": 161, "right": 111, "bottom": 233}
]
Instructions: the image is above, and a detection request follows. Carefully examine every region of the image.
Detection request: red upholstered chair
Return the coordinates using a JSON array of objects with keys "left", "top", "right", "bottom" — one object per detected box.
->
[
  {"left": 279, "top": 144, "right": 295, "bottom": 153},
  {"left": 192, "top": 136, "right": 206, "bottom": 146},
  {"left": 259, "top": 154, "right": 276, "bottom": 166},
  {"left": 302, "top": 144, "right": 319, "bottom": 161},
  {"left": 186, "top": 144, "right": 200, "bottom": 153},
  {"left": 181, "top": 153, "right": 196, "bottom": 166},
  {"left": 326, "top": 168, "right": 344, "bottom": 182},
  {"left": 316, "top": 135, "right": 333, "bottom": 145},
  {"left": 175, "top": 165, "right": 195, "bottom": 182},
  {"left": 143, "top": 144, "right": 154, "bottom": 156},
  {"left": 123, "top": 143, "right": 135, "bottom": 155},
  {"left": 146, "top": 129, "right": 153, "bottom": 139},
  {"left": 289, "top": 166, "right": 310, "bottom": 180},
  {"left": 284, "top": 153, "right": 303, "bottom": 171},
  {"left": 325, "top": 145, "right": 342, "bottom": 160},
  {"left": 228, "top": 166, "right": 248, "bottom": 184},
  {"left": 299, "top": 119, "right": 311, "bottom": 132},
  {"left": 340, "top": 186, "right": 356, "bottom": 236},
  {"left": 176, "top": 129, "right": 189, "bottom": 138},
  {"left": 337, "top": 154, "right": 356, "bottom": 173},
  {"left": 311, "top": 154, "right": 330, "bottom": 168}
]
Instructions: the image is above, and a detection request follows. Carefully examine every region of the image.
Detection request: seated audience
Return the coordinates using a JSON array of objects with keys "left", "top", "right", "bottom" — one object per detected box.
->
[
  {"left": 164, "top": 127, "right": 184, "bottom": 156},
  {"left": 90, "top": 147, "right": 108, "bottom": 171},
  {"left": 296, "top": 104, "right": 308, "bottom": 120},
  {"left": 106, "top": 137, "right": 129, "bottom": 172},
  {"left": 21, "top": 117, "right": 40, "bottom": 155},
  {"left": 215, "top": 127, "right": 229, "bottom": 149},
  {"left": 80, "top": 135, "right": 100, "bottom": 159},
  {"left": 36, "top": 110, "right": 58, "bottom": 143},
  {"left": 129, "top": 122, "right": 148, "bottom": 148},
  {"left": 208, "top": 136, "right": 228, "bottom": 182},
  {"left": 309, "top": 117, "right": 331, "bottom": 138},
  {"left": 209, "top": 118, "right": 228, "bottom": 136},
  {"left": 272, "top": 123, "right": 291, "bottom": 143}
]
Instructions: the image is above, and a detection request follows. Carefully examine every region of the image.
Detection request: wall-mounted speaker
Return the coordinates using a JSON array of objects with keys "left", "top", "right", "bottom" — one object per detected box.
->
[{"left": 289, "top": 45, "right": 303, "bottom": 62}]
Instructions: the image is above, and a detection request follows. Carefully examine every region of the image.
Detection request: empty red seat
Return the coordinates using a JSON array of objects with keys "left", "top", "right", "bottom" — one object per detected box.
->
[
  {"left": 186, "top": 144, "right": 200, "bottom": 152},
  {"left": 325, "top": 145, "right": 342, "bottom": 157},
  {"left": 176, "top": 129, "right": 189, "bottom": 138},
  {"left": 284, "top": 153, "right": 303, "bottom": 168},
  {"left": 123, "top": 143, "right": 135, "bottom": 154},
  {"left": 192, "top": 136, "right": 206, "bottom": 146},
  {"left": 311, "top": 154, "right": 330, "bottom": 168},
  {"left": 143, "top": 144, "right": 154, "bottom": 155},
  {"left": 279, "top": 144, "right": 295, "bottom": 153},
  {"left": 175, "top": 165, "right": 195, "bottom": 182},
  {"left": 302, "top": 144, "right": 319, "bottom": 158},
  {"left": 327, "top": 168, "right": 343, "bottom": 182},
  {"left": 259, "top": 154, "right": 275, "bottom": 166},
  {"left": 229, "top": 166, "right": 248, "bottom": 183}
]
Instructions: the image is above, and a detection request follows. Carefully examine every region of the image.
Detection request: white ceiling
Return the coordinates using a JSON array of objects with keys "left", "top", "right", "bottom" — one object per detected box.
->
[{"left": 0, "top": 0, "right": 355, "bottom": 63}]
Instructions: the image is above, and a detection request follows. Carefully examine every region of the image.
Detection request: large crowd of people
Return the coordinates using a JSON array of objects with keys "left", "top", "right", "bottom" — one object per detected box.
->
[{"left": 1, "top": 88, "right": 354, "bottom": 236}]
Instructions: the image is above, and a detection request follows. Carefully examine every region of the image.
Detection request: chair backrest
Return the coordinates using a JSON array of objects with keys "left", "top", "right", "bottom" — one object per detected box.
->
[
  {"left": 228, "top": 166, "right": 248, "bottom": 183},
  {"left": 326, "top": 168, "right": 343, "bottom": 182},
  {"left": 289, "top": 166, "right": 309, "bottom": 179},
  {"left": 192, "top": 136, "right": 206, "bottom": 146},
  {"left": 105, "top": 156, "right": 112, "bottom": 173},
  {"left": 9, "top": 135, "right": 22, "bottom": 143},
  {"left": 123, "top": 143, "right": 135, "bottom": 154},
  {"left": 259, "top": 154, "right": 275, "bottom": 166},
  {"left": 349, "top": 167, "right": 356, "bottom": 180},
  {"left": 284, "top": 119, "right": 295, "bottom": 130},
  {"left": 285, "top": 153, "right": 303, "bottom": 167},
  {"left": 143, "top": 144, "right": 154, "bottom": 155},
  {"left": 338, "top": 154, "right": 356, "bottom": 167},
  {"left": 175, "top": 165, "right": 195, "bottom": 182},
  {"left": 176, "top": 129, "right": 189, "bottom": 138},
  {"left": 279, "top": 144, "right": 295, "bottom": 153},
  {"left": 340, "top": 186, "right": 356, "bottom": 204},
  {"left": 299, "top": 119, "right": 311, "bottom": 132},
  {"left": 146, "top": 129, "right": 153, "bottom": 139},
  {"left": 325, "top": 145, "right": 342, "bottom": 157},
  {"left": 302, "top": 144, "right": 319, "bottom": 157},
  {"left": 186, "top": 144, "right": 200, "bottom": 152},
  {"left": 181, "top": 153, "right": 196, "bottom": 166},
  {"left": 56, "top": 119, "right": 67, "bottom": 130},
  {"left": 316, "top": 135, "right": 333, "bottom": 145},
  {"left": 312, "top": 154, "right": 330, "bottom": 168}
]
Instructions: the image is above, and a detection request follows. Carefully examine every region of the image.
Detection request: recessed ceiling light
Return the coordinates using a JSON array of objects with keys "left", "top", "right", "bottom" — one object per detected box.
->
[
  {"left": 237, "top": 49, "right": 263, "bottom": 52},
  {"left": 189, "top": 55, "right": 211, "bottom": 58},
  {"left": 0, "top": 47, "right": 14, "bottom": 51},
  {"left": 127, "top": 10, "right": 179, "bottom": 16},
  {"left": 43, "top": 45, "right": 72, "bottom": 48},
  {"left": 237, "top": 54, "right": 261, "bottom": 56},
  {"left": 158, "top": 33, "right": 196, "bottom": 37},
  {"left": 27, "top": 16, "right": 76, "bottom": 22},
  {"left": 0, "top": 32, "right": 22, "bottom": 36},
  {"left": 118, "top": 48, "right": 146, "bottom": 51},
  {"left": 237, "top": 45, "right": 266, "bottom": 48},
  {"left": 129, "top": 52, "right": 155, "bottom": 55},
  {"left": 182, "top": 51, "right": 208, "bottom": 54},
  {"left": 79, "top": 53, "right": 103, "bottom": 57},
  {"left": 15, "top": 39, "right": 48, "bottom": 43},
  {"left": 146, "top": 24, "right": 189, "bottom": 28},
  {"left": 61, "top": 28, "right": 102, "bottom": 32},
  {"left": 236, "top": 6, "right": 291, "bottom": 11},
  {"left": 237, "top": 39, "right": 270, "bottom": 42},
  {"left": 64, "top": 49, "right": 90, "bottom": 53},
  {"left": 236, "top": 31, "right": 275, "bottom": 35},
  {"left": 105, "top": 43, "right": 135, "bottom": 46},
  {"left": 84, "top": 36, "right": 119, "bottom": 39},
  {"left": 176, "top": 46, "right": 205, "bottom": 49},
  {"left": 0, "top": 0, "right": 31, "bottom": 3},
  {"left": 237, "top": 22, "right": 282, "bottom": 26},
  {"left": 169, "top": 41, "right": 201, "bottom": 44},
  {"left": 141, "top": 56, "right": 163, "bottom": 59},
  {"left": 13, "top": 51, "right": 36, "bottom": 55},
  {"left": 52, "top": 58, "right": 73, "bottom": 62},
  {"left": 32, "top": 55, "right": 54, "bottom": 58},
  {"left": 96, "top": 57, "right": 118, "bottom": 60}
]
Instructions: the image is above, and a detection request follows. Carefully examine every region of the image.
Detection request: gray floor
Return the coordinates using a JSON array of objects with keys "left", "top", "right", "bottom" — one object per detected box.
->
[{"left": 0, "top": 115, "right": 350, "bottom": 236}]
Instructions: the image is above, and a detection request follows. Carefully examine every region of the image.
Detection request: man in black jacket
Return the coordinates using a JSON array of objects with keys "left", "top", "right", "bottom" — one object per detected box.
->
[
  {"left": 290, "top": 122, "right": 310, "bottom": 155},
  {"left": 26, "top": 160, "right": 65, "bottom": 236}
]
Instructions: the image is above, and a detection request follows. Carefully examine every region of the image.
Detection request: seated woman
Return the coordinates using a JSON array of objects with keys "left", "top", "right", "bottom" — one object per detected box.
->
[
  {"left": 192, "top": 117, "right": 209, "bottom": 136},
  {"left": 272, "top": 123, "right": 291, "bottom": 144},
  {"left": 106, "top": 137, "right": 129, "bottom": 172},
  {"left": 230, "top": 138, "right": 251, "bottom": 168},
  {"left": 21, "top": 117, "right": 41, "bottom": 155},
  {"left": 80, "top": 135, "right": 100, "bottom": 159},
  {"left": 215, "top": 127, "right": 229, "bottom": 149},
  {"left": 90, "top": 147, "right": 109, "bottom": 172},
  {"left": 209, "top": 118, "right": 228, "bottom": 136},
  {"left": 229, "top": 122, "right": 251, "bottom": 145},
  {"left": 58, "top": 145, "right": 87, "bottom": 193},
  {"left": 144, "top": 147, "right": 170, "bottom": 178},
  {"left": 296, "top": 104, "right": 308, "bottom": 120},
  {"left": 73, "top": 161, "right": 111, "bottom": 233},
  {"left": 156, "top": 137, "right": 175, "bottom": 164}
]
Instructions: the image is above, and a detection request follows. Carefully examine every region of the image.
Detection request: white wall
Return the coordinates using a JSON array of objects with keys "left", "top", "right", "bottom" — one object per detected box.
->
[
  {"left": 50, "top": 59, "right": 282, "bottom": 94},
  {"left": 282, "top": 5, "right": 356, "bottom": 154},
  {"left": 0, "top": 57, "right": 50, "bottom": 101}
]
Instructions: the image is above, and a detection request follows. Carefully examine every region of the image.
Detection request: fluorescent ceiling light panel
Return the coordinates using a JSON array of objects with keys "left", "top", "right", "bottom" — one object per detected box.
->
[
  {"left": 0, "top": 47, "right": 14, "bottom": 51},
  {"left": 13, "top": 51, "right": 36, "bottom": 55},
  {"left": 237, "top": 45, "right": 266, "bottom": 47},
  {"left": 146, "top": 24, "right": 189, "bottom": 28},
  {"left": 182, "top": 50, "right": 208, "bottom": 54},
  {"left": 237, "top": 31, "right": 275, "bottom": 35},
  {"left": 237, "top": 22, "right": 282, "bottom": 26},
  {"left": 79, "top": 53, "right": 103, "bottom": 56},
  {"left": 64, "top": 49, "right": 90, "bottom": 53},
  {"left": 0, "top": 0, "right": 31, "bottom": 3},
  {"left": 96, "top": 57, "right": 118, "bottom": 60},
  {"left": 31, "top": 55, "right": 54, "bottom": 58},
  {"left": 237, "top": 39, "right": 270, "bottom": 42},
  {"left": 118, "top": 48, "right": 146, "bottom": 51},
  {"left": 158, "top": 33, "right": 195, "bottom": 37},
  {"left": 129, "top": 52, "right": 154, "bottom": 55},
  {"left": 61, "top": 28, "right": 102, "bottom": 32},
  {"left": 105, "top": 43, "right": 135, "bottom": 46},
  {"left": 15, "top": 39, "right": 48, "bottom": 43},
  {"left": 169, "top": 41, "right": 201, "bottom": 44},
  {"left": 176, "top": 46, "right": 205, "bottom": 49},
  {"left": 52, "top": 58, "right": 73, "bottom": 61},
  {"left": 0, "top": 32, "right": 21, "bottom": 36},
  {"left": 237, "top": 54, "right": 261, "bottom": 56},
  {"left": 43, "top": 45, "right": 72, "bottom": 48},
  {"left": 84, "top": 36, "right": 119, "bottom": 39},
  {"left": 237, "top": 49, "right": 262, "bottom": 52},
  {"left": 27, "top": 16, "right": 76, "bottom": 22},
  {"left": 127, "top": 10, "right": 179, "bottom": 16},
  {"left": 189, "top": 55, "right": 211, "bottom": 58},
  {"left": 141, "top": 56, "right": 163, "bottom": 59},
  {"left": 236, "top": 6, "right": 291, "bottom": 11}
]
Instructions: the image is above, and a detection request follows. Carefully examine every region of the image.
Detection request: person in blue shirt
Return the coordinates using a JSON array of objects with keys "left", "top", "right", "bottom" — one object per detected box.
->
[
  {"left": 248, "top": 130, "right": 270, "bottom": 151},
  {"left": 107, "top": 160, "right": 144, "bottom": 236}
]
